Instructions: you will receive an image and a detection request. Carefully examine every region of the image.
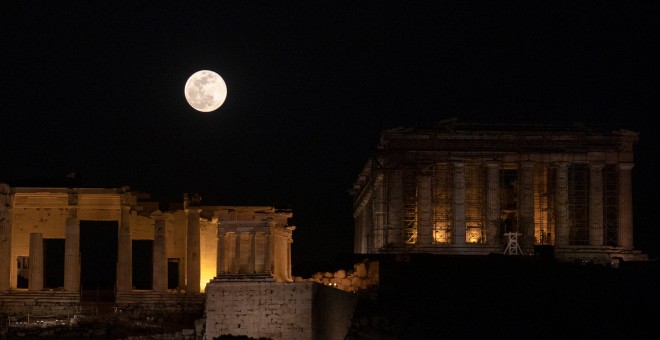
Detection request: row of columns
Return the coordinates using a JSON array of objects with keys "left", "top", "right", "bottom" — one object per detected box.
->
[
  {"left": 389, "top": 161, "right": 634, "bottom": 248},
  {"left": 22, "top": 207, "right": 177, "bottom": 293},
  {"left": 13, "top": 206, "right": 295, "bottom": 293},
  {"left": 216, "top": 229, "right": 272, "bottom": 275}
]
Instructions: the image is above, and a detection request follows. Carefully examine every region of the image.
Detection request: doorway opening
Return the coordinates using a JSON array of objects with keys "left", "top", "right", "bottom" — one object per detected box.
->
[
  {"left": 44, "top": 238, "right": 64, "bottom": 289},
  {"left": 80, "top": 221, "right": 118, "bottom": 302},
  {"left": 168, "top": 258, "right": 180, "bottom": 291},
  {"left": 132, "top": 240, "right": 153, "bottom": 290}
]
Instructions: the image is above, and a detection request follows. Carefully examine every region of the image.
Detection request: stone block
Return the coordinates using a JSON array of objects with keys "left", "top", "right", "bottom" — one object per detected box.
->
[
  {"left": 354, "top": 262, "right": 367, "bottom": 277},
  {"left": 341, "top": 278, "right": 352, "bottom": 287},
  {"left": 334, "top": 269, "right": 346, "bottom": 279}
]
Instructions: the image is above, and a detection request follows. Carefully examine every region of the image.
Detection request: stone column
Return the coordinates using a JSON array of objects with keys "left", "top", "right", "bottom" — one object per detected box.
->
[
  {"left": 152, "top": 213, "right": 167, "bottom": 293},
  {"left": 264, "top": 232, "right": 272, "bottom": 274},
  {"left": 28, "top": 233, "right": 44, "bottom": 291},
  {"left": 216, "top": 228, "right": 226, "bottom": 275},
  {"left": 416, "top": 175, "right": 433, "bottom": 245},
  {"left": 519, "top": 162, "right": 535, "bottom": 248},
  {"left": 186, "top": 208, "right": 201, "bottom": 293},
  {"left": 116, "top": 205, "right": 132, "bottom": 291},
  {"left": 555, "top": 162, "right": 570, "bottom": 246},
  {"left": 618, "top": 163, "right": 634, "bottom": 249},
  {"left": 248, "top": 232, "right": 256, "bottom": 274},
  {"left": 234, "top": 232, "right": 241, "bottom": 274},
  {"left": 373, "top": 181, "right": 385, "bottom": 250},
  {"left": 589, "top": 163, "right": 605, "bottom": 246},
  {"left": 64, "top": 208, "right": 80, "bottom": 292},
  {"left": 286, "top": 237, "right": 293, "bottom": 282},
  {"left": 387, "top": 170, "right": 404, "bottom": 245},
  {"left": 0, "top": 185, "right": 12, "bottom": 292},
  {"left": 452, "top": 162, "right": 466, "bottom": 245},
  {"left": 485, "top": 162, "right": 501, "bottom": 245}
]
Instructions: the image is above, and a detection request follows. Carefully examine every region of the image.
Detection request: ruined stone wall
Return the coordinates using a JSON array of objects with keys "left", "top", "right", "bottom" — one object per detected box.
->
[
  {"left": 295, "top": 260, "right": 379, "bottom": 293},
  {"left": 10, "top": 207, "right": 68, "bottom": 289},
  {"left": 205, "top": 281, "right": 357, "bottom": 340},
  {"left": 115, "top": 292, "right": 205, "bottom": 324},
  {"left": 0, "top": 291, "right": 79, "bottom": 318}
]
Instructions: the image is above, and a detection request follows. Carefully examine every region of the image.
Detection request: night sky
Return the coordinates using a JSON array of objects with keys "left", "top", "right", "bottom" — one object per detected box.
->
[{"left": 2, "top": 2, "right": 659, "bottom": 270}]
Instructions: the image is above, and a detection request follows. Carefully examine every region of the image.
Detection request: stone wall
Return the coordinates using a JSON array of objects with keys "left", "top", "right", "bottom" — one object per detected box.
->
[
  {"left": 115, "top": 291, "right": 205, "bottom": 324},
  {"left": 295, "top": 259, "right": 379, "bottom": 293},
  {"left": 0, "top": 291, "right": 79, "bottom": 318},
  {"left": 205, "top": 281, "right": 358, "bottom": 340}
]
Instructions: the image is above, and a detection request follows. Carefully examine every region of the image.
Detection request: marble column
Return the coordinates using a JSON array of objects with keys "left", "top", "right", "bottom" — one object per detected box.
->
[
  {"left": 452, "top": 162, "right": 466, "bottom": 245},
  {"left": 248, "top": 232, "right": 256, "bottom": 274},
  {"left": 234, "top": 232, "right": 241, "bottom": 274},
  {"left": 589, "top": 163, "right": 605, "bottom": 246},
  {"left": 387, "top": 170, "right": 404, "bottom": 245},
  {"left": 416, "top": 175, "right": 433, "bottom": 245},
  {"left": 618, "top": 163, "right": 634, "bottom": 249},
  {"left": 485, "top": 162, "right": 501, "bottom": 245},
  {"left": 186, "top": 208, "right": 201, "bottom": 293},
  {"left": 264, "top": 232, "right": 272, "bottom": 274},
  {"left": 520, "top": 162, "right": 535, "bottom": 248},
  {"left": 28, "top": 233, "right": 44, "bottom": 291},
  {"left": 286, "top": 237, "right": 293, "bottom": 282},
  {"left": 555, "top": 162, "right": 570, "bottom": 246},
  {"left": 152, "top": 214, "right": 167, "bottom": 293},
  {"left": 64, "top": 208, "right": 80, "bottom": 292},
  {"left": 116, "top": 205, "right": 132, "bottom": 291},
  {"left": 0, "top": 187, "right": 12, "bottom": 292},
  {"left": 216, "top": 229, "right": 226, "bottom": 275}
]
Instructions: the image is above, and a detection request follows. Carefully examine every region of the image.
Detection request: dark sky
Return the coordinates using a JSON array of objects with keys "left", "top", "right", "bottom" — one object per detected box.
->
[{"left": 2, "top": 2, "right": 659, "bottom": 268}]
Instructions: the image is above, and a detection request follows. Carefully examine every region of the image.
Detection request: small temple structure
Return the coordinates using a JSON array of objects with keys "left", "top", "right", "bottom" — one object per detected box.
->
[{"left": 351, "top": 120, "right": 646, "bottom": 263}]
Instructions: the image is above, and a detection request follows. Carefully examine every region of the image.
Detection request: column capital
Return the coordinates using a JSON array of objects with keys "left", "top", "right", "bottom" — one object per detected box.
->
[
  {"left": 185, "top": 208, "right": 203, "bottom": 215},
  {"left": 618, "top": 162, "right": 634, "bottom": 171},
  {"left": 451, "top": 161, "right": 465, "bottom": 168},
  {"left": 588, "top": 162, "right": 605, "bottom": 170},
  {"left": 520, "top": 161, "right": 535, "bottom": 168},
  {"left": 484, "top": 161, "right": 501, "bottom": 168},
  {"left": 150, "top": 210, "right": 165, "bottom": 220},
  {"left": 554, "top": 161, "right": 570, "bottom": 169}
]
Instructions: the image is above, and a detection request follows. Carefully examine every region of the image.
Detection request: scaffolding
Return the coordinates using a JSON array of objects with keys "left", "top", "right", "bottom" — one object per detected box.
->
[
  {"left": 362, "top": 161, "right": 492, "bottom": 251},
  {"left": 465, "top": 164, "right": 486, "bottom": 243},
  {"left": 568, "top": 164, "right": 589, "bottom": 245},
  {"left": 402, "top": 171, "right": 418, "bottom": 244},
  {"left": 603, "top": 165, "right": 619, "bottom": 246},
  {"left": 503, "top": 232, "right": 524, "bottom": 255},
  {"left": 433, "top": 163, "right": 452, "bottom": 244},
  {"left": 534, "top": 165, "right": 554, "bottom": 245}
]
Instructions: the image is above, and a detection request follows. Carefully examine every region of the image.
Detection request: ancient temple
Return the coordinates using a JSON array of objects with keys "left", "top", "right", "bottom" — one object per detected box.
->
[
  {"left": 0, "top": 184, "right": 294, "bottom": 297},
  {"left": 351, "top": 120, "right": 646, "bottom": 263}
]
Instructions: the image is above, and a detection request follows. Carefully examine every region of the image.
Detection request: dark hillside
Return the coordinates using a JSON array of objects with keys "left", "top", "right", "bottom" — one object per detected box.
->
[{"left": 347, "top": 254, "right": 660, "bottom": 339}]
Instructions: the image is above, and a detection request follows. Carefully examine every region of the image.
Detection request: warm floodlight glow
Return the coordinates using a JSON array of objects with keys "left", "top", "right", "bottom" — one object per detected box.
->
[
  {"left": 184, "top": 70, "right": 227, "bottom": 112},
  {"left": 467, "top": 226, "right": 483, "bottom": 243}
]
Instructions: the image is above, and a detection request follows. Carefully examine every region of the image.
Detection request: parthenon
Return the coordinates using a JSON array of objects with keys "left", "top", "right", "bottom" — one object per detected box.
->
[{"left": 351, "top": 120, "right": 646, "bottom": 262}]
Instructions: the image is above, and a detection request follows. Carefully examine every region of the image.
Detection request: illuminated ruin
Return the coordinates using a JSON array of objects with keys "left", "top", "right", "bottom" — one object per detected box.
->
[
  {"left": 351, "top": 120, "right": 646, "bottom": 263},
  {"left": 0, "top": 184, "right": 358, "bottom": 339},
  {"left": 0, "top": 185, "right": 293, "bottom": 300}
]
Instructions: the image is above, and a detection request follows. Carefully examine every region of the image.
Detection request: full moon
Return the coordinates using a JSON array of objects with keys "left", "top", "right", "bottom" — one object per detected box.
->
[{"left": 184, "top": 70, "right": 227, "bottom": 112}]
